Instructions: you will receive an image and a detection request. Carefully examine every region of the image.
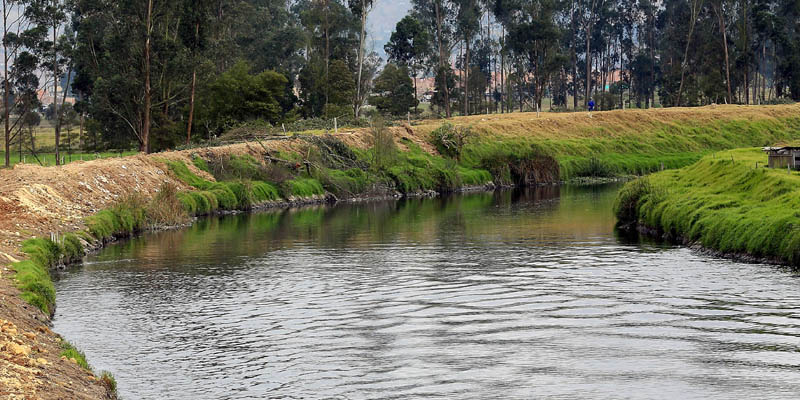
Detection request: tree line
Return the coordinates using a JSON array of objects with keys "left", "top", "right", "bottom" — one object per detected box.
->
[{"left": 2, "top": 0, "right": 799, "bottom": 166}]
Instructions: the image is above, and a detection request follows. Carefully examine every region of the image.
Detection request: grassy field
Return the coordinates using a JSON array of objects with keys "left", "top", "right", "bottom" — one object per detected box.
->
[
  {"left": 615, "top": 147, "right": 800, "bottom": 265},
  {"left": 0, "top": 151, "right": 138, "bottom": 167},
  {"left": 403, "top": 104, "right": 800, "bottom": 180}
]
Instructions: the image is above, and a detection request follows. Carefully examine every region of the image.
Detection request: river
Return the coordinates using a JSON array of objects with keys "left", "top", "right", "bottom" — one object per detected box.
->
[{"left": 53, "top": 184, "right": 800, "bottom": 399}]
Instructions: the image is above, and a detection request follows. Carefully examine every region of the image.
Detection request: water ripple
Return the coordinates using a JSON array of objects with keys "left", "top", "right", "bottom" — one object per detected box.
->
[{"left": 53, "top": 186, "right": 800, "bottom": 399}]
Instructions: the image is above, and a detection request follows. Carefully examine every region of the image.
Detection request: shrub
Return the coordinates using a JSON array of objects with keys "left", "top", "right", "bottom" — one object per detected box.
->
[
  {"left": 147, "top": 182, "right": 190, "bottom": 226},
  {"left": 369, "top": 117, "right": 397, "bottom": 170},
  {"left": 430, "top": 122, "right": 473, "bottom": 160}
]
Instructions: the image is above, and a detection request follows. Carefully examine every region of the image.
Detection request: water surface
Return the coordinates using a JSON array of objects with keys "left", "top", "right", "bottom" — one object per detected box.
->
[{"left": 54, "top": 185, "right": 800, "bottom": 399}]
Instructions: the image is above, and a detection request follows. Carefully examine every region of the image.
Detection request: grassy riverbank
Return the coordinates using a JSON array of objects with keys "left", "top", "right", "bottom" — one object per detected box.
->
[
  {"left": 3, "top": 104, "right": 800, "bottom": 398},
  {"left": 615, "top": 148, "right": 800, "bottom": 265},
  {"left": 440, "top": 106, "right": 800, "bottom": 180}
]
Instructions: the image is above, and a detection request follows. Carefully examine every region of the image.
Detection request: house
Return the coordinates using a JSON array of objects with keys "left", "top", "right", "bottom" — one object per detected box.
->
[{"left": 763, "top": 146, "right": 800, "bottom": 169}]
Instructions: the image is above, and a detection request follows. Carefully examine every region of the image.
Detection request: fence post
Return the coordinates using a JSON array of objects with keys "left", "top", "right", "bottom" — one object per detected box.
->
[{"left": 334, "top": 117, "right": 338, "bottom": 134}]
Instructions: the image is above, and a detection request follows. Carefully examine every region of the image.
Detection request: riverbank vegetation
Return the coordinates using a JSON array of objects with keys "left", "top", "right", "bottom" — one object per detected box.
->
[
  {"left": 4, "top": 0, "right": 800, "bottom": 167},
  {"left": 615, "top": 148, "right": 800, "bottom": 265}
]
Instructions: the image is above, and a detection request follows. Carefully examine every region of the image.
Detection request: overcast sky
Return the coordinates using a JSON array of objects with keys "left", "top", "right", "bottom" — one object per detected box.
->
[{"left": 367, "top": 0, "right": 412, "bottom": 61}]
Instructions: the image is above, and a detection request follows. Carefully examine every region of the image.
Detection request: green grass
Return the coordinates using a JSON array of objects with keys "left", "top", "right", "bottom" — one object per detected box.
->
[
  {"left": 380, "top": 142, "right": 494, "bottom": 193},
  {"left": 283, "top": 178, "right": 325, "bottom": 197},
  {"left": 60, "top": 340, "right": 91, "bottom": 371},
  {"left": 455, "top": 115, "right": 800, "bottom": 180},
  {"left": 615, "top": 148, "right": 800, "bottom": 265},
  {"left": 12, "top": 238, "right": 62, "bottom": 315},
  {"left": 0, "top": 151, "right": 137, "bottom": 167}
]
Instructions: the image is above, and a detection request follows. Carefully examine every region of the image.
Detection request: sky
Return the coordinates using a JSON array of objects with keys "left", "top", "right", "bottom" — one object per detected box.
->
[{"left": 366, "top": 0, "right": 412, "bottom": 61}]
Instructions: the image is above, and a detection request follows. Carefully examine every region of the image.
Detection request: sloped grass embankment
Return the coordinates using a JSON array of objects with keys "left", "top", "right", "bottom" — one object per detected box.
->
[{"left": 615, "top": 148, "right": 800, "bottom": 265}]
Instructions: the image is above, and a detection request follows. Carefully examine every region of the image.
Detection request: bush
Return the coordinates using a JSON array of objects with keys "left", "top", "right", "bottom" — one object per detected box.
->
[
  {"left": 430, "top": 122, "right": 473, "bottom": 160},
  {"left": 369, "top": 117, "right": 397, "bottom": 170},
  {"left": 147, "top": 182, "right": 190, "bottom": 226}
]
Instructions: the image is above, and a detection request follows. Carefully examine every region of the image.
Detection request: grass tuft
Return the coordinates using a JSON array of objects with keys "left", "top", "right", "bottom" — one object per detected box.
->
[{"left": 60, "top": 340, "right": 91, "bottom": 371}]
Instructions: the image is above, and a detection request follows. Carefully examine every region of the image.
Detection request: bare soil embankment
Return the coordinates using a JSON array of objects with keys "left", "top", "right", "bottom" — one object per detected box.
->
[{"left": 1, "top": 104, "right": 799, "bottom": 398}]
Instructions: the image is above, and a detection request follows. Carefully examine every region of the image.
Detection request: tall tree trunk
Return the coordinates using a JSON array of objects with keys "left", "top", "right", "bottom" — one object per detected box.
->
[
  {"left": 713, "top": 1, "right": 733, "bottom": 104},
  {"left": 52, "top": 10, "right": 59, "bottom": 165},
  {"left": 571, "top": 0, "right": 577, "bottom": 110},
  {"left": 742, "top": 0, "right": 749, "bottom": 105},
  {"left": 354, "top": 0, "right": 367, "bottom": 118},
  {"left": 501, "top": 25, "right": 506, "bottom": 113},
  {"left": 435, "top": 1, "right": 450, "bottom": 118},
  {"left": 143, "top": 0, "right": 152, "bottom": 153},
  {"left": 3, "top": 0, "right": 10, "bottom": 167},
  {"left": 464, "top": 38, "right": 469, "bottom": 116},
  {"left": 187, "top": 67, "right": 197, "bottom": 145},
  {"left": 56, "top": 64, "right": 72, "bottom": 154},
  {"left": 413, "top": 75, "right": 418, "bottom": 114},
  {"left": 187, "top": 22, "right": 199, "bottom": 145},
  {"left": 585, "top": 25, "right": 591, "bottom": 107},
  {"left": 649, "top": 7, "right": 655, "bottom": 107},
  {"left": 677, "top": 0, "right": 703, "bottom": 107}
]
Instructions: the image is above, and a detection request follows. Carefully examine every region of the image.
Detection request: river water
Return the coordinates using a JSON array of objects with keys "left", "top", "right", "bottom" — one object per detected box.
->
[{"left": 53, "top": 184, "right": 800, "bottom": 399}]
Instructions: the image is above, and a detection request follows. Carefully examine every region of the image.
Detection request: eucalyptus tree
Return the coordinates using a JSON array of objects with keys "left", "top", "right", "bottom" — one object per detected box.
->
[
  {"left": 2, "top": 0, "right": 30, "bottom": 166},
  {"left": 72, "top": 0, "right": 191, "bottom": 152},
  {"left": 505, "top": 0, "right": 566, "bottom": 111},
  {"left": 577, "top": 0, "right": 605, "bottom": 107},
  {"left": 412, "top": 0, "right": 456, "bottom": 117},
  {"left": 181, "top": 0, "right": 214, "bottom": 145},
  {"left": 454, "top": 0, "right": 480, "bottom": 115},
  {"left": 24, "top": 0, "right": 67, "bottom": 163},
  {"left": 385, "top": 15, "right": 431, "bottom": 113},
  {"left": 348, "top": 0, "right": 373, "bottom": 118}
]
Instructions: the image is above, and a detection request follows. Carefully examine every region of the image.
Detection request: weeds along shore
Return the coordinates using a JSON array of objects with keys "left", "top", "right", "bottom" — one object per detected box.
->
[
  {"left": 615, "top": 148, "right": 800, "bottom": 266},
  {"left": 6, "top": 106, "right": 800, "bottom": 397}
]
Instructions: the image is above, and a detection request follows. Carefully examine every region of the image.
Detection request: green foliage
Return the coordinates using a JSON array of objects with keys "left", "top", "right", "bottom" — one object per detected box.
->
[
  {"left": 368, "top": 117, "right": 397, "bottom": 169},
  {"left": 196, "top": 61, "right": 291, "bottom": 138},
  {"left": 283, "top": 178, "right": 325, "bottom": 197},
  {"left": 85, "top": 196, "right": 149, "bottom": 241},
  {"left": 615, "top": 148, "right": 800, "bottom": 265},
  {"left": 430, "top": 123, "right": 473, "bottom": 160},
  {"left": 252, "top": 181, "right": 281, "bottom": 202},
  {"left": 458, "top": 116, "right": 800, "bottom": 180},
  {"left": 13, "top": 259, "right": 55, "bottom": 315},
  {"left": 60, "top": 341, "right": 91, "bottom": 371},
  {"left": 614, "top": 178, "right": 657, "bottom": 225},
  {"left": 299, "top": 58, "right": 356, "bottom": 118},
  {"left": 384, "top": 143, "right": 492, "bottom": 193},
  {"left": 61, "top": 234, "right": 84, "bottom": 262},
  {"left": 317, "top": 168, "right": 371, "bottom": 196},
  {"left": 369, "top": 64, "right": 418, "bottom": 116},
  {"left": 192, "top": 156, "right": 211, "bottom": 173},
  {"left": 13, "top": 239, "right": 61, "bottom": 315}
]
